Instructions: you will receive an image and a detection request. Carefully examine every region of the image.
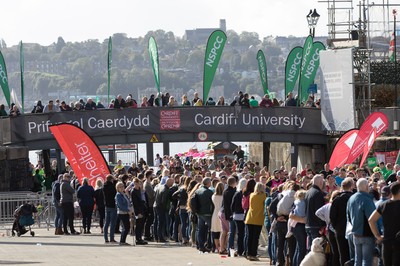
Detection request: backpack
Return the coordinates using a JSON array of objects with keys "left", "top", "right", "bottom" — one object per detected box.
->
[
  {"left": 189, "top": 192, "right": 199, "bottom": 214},
  {"left": 277, "top": 190, "right": 295, "bottom": 216},
  {"left": 242, "top": 194, "right": 250, "bottom": 211}
]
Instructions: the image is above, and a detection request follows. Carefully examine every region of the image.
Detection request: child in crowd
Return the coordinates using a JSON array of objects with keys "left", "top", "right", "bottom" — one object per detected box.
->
[{"left": 286, "top": 190, "right": 306, "bottom": 238}]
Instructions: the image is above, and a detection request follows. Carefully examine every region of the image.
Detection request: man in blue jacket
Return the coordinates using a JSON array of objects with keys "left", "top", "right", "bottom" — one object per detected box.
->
[{"left": 347, "top": 178, "right": 376, "bottom": 266}]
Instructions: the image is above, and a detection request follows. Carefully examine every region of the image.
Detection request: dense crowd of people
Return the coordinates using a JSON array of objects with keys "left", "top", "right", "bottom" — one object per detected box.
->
[
  {"left": 0, "top": 91, "right": 320, "bottom": 117},
  {"left": 36, "top": 150, "right": 400, "bottom": 265}
]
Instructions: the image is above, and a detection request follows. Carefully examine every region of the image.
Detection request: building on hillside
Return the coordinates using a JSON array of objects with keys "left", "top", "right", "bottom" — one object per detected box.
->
[{"left": 184, "top": 19, "right": 226, "bottom": 45}]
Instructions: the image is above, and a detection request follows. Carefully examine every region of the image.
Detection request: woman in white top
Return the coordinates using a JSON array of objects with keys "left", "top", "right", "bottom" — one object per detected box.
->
[{"left": 211, "top": 182, "right": 224, "bottom": 253}]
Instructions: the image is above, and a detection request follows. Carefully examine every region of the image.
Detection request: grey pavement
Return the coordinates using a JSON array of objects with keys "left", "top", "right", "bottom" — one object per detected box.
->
[{"left": 0, "top": 227, "right": 270, "bottom": 266}]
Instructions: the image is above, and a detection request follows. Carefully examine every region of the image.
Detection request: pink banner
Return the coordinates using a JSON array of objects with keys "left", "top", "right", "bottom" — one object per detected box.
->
[
  {"left": 329, "top": 129, "right": 359, "bottom": 170},
  {"left": 345, "top": 112, "right": 388, "bottom": 165}
]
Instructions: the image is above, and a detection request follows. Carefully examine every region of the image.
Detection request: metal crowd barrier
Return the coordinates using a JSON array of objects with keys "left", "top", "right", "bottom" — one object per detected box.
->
[{"left": 0, "top": 191, "right": 54, "bottom": 232}]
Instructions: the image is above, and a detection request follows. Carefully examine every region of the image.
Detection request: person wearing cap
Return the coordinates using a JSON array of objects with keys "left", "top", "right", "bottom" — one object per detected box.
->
[{"left": 369, "top": 182, "right": 400, "bottom": 266}]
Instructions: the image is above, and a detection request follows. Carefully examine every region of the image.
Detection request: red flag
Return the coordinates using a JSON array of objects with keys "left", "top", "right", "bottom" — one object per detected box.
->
[
  {"left": 359, "top": 128, "right": 376, "bottom": 168},
  {"left": 389, "top": 31, "right": 395, "bottom": 62},
  {"left": 345, "top": 112, "right": 388, "bottom": 165},
  {"left": 49, "top": 123, "right": 110, "bottom": 187},
  {"left": 328, "top": 129, "right": 359, "bottom": 170}
]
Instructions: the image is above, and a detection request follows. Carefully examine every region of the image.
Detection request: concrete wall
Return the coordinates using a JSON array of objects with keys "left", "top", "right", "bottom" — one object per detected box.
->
[{"left": 0, "top": 146, "right": 32, "bottom": 192}]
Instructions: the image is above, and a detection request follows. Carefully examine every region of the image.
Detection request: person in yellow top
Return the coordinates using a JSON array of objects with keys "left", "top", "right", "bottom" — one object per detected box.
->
[
  {"left": 244, "top": 182, "right": 266, "bottom": 261},
  {"left": 113, "top": 160, "right": 124, "bottom": 174}
]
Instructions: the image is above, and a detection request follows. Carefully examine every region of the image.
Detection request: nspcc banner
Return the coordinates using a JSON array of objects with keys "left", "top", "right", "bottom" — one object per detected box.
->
[
  {"left": 0, "top": 51, "right": 10, "bottom": 106},
  {"left": 285, "top": 46, "right": 303, "bottom": 96},
  {"left": 203, "top": 30, "right": 227, "bottom": 102},
  {"left": 148, "top": 36, "right": 160, "bottom": 94},
  {"left": 49, "top": 123, "right": 111, "bottom": 187},
  {"left": 299, "top": 41, "right": 325, "bottom": 103},
  {"left": 298, "top": 35, "right": 313, "bottom": 102},
  {"left": 257, "top": 50, "right": 269, "bottom": 95}
]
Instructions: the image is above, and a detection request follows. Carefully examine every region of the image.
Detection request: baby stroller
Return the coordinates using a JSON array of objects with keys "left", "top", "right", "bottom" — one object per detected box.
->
[{"left": 11, "top": 203, "right": 38, "bottom": 237}]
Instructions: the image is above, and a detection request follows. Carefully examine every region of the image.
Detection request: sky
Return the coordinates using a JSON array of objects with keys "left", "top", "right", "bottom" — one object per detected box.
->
[{"left": 1, "top": 0, "right": 328, "bottom": 46}]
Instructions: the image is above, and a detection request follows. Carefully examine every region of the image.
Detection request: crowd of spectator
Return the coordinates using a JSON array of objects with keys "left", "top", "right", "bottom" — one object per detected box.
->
[
  {"left": 0, "top": 91, "right": 320, "bottom": 117},
  {"left": 27, "top": 151, "right": 399, "bottom": 265}
]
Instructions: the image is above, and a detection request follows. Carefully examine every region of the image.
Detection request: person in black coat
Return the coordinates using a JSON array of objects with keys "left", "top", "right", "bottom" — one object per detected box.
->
[
  {"left": 330, "top": 177, "right": 354, "bottom": 266},
  {"left": 130, "top": 178, "right": 148, "bottom": 245},
  {"left": 304, "top": 175, "right": 326, "bottom": 251},
  {"left": 102, "top": 174, "right": 118, "bottom": 243},
  {"left": 223, "top": 177, "right": 237, "bottom": 251},
  {"left": 31, "top": 100, "right": 44, "bottom": 113},
  {"left": 77, "top": 178, "right": 95, "bottom": 234}
]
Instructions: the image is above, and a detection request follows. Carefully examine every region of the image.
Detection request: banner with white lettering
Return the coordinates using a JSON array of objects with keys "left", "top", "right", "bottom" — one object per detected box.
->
[
  {"left": 298, "top": 35, "right": 313, "bottom": 103},
  {"left": 328, "top": 129, "right": 359, "bottom": 170},
  {"left": 0, "top": 51, "right": 10, "bottom": 107},
  {"left": 203, "top": 30, "right": 227, "bottom": 102},
  {"left": 49, "top": 123, "right": 111, "bottom": 187},
  {"left": 285, "top": 46, "right": 303, "bottom": 97},
  {"left": 148, "top": 36, "right": 160, "bottom": 94},
  {"left": 257, "top": 50, "right": 269, "bottom": 96},
  {"left": 9, "top": 107, "right": 322, "bottom": 144},
  {"left": 345, "top": 112, "right": 388, "bottom": 165},
  {"left": 299, "top": 41, "right": 325, "bottom": 103},
  {"left": 320, "top": 48, "right": 355, "bottom": 131}
]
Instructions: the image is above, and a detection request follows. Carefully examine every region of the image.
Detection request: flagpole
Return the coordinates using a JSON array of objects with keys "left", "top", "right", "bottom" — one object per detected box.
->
[{"left": 394, "top": 9, "right": 398, "bottom": 106}]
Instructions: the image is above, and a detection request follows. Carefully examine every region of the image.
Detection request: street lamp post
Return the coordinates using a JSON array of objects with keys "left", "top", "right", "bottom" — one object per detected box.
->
[{"left": 306, "top": 9, "right": 320, "bottom": 37}]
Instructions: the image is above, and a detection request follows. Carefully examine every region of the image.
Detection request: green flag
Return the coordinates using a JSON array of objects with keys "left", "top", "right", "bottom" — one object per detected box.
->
[
  {"left": 20, "top": 41, "right": 25, "bottom": 113},
  {"left": 284, "top": 46, "right": 303, "bottom": 97},
  {"left": 0, "top": 51, "right": 10, "bottom": 107},
  {"left": 203, "top": 30, "right": 227, "bottom": 102},
  {"left": 298, "top": 35, "right": 313, "bottom": 103},
  {"left": 148, "top": 36, "right": 160, "bottom": 94},
  {"left": 299, "top": 41, "right": 325, "bottom": 103},
  {"left": 107, "top": 36, "right": 112, "bottom": 106},
  {"left": 257, "top": 50, "right": 269, "bottom": 95}
]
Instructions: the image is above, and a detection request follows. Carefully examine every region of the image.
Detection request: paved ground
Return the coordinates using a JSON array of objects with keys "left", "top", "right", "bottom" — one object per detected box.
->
[{"left": 0, "top": 227, "right": 270, "bottom": 266}]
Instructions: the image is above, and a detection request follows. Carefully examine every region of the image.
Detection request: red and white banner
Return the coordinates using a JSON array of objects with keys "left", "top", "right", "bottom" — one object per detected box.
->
[
  {"left": 329, "top": 129, "right": 359, "bottom": 170},
  {"left": 49, "top": 123, "right": 110, "bottom": 187},
  {"left": 359, "top": 128, "right": 376, "bottom": 167},
  {"left": 345, "top": 112, "right": 388, "bottom": 165}
]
